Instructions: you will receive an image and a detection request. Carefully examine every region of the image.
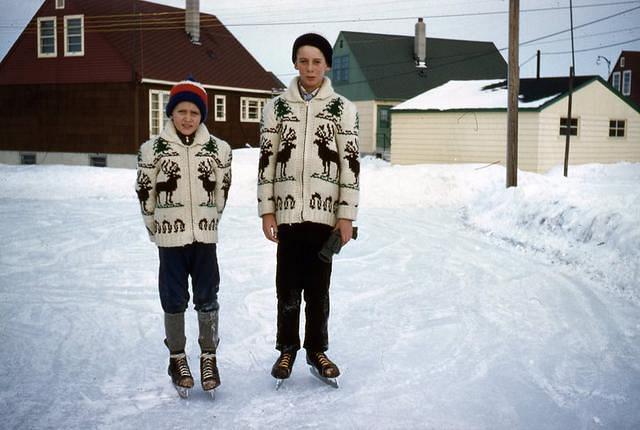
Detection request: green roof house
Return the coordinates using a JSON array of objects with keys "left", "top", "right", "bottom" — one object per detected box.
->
[{"left": 330, "top": 19, "right": 507, "bottom": 157}]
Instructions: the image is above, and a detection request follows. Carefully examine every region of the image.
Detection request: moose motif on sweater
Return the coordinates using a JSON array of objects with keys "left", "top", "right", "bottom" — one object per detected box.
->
[
  {"left": 156, "top": 160, "right": 181, "bottom": 205},
  {"left": 276, "top": 125, "right": 297, "bottom": 178},
  {"left": 136, "top": 171, "right": 153, "bottom": 214},
  {"left": 314, "top": 124, "right": 339, "bottom": 179},
  {"left": 258, "top": 137, "right": 273, "bottom": 180},
  {"left": 197, "top": 159, "right": 216, "bottom": 206},
  {"left": 344, "top": 140, "right": 360, "bottom": 186}
]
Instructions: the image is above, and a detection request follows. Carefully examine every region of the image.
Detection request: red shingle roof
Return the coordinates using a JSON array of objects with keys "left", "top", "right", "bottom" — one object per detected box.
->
[{"left": 0, "top": 0, "right": 282, "bottom": 91}]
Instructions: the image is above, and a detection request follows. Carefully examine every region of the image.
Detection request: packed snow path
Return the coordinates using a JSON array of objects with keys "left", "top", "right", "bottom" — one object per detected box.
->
[{"left": 1, "top": 154, "right": 638, "bottom": 429}]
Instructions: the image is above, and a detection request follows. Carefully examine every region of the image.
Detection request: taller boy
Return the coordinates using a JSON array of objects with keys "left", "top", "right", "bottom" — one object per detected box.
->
[{"left": 257, "top": 33, "right": 360, "bottom": 383}]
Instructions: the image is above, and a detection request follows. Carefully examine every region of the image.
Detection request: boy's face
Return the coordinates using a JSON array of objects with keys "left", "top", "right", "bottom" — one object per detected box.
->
[
  {"left": 171, "top": 101, "right": 201, "bottom": 136},
  {"left": 294, "top": 45, "right": 330, "bottom": 92}
]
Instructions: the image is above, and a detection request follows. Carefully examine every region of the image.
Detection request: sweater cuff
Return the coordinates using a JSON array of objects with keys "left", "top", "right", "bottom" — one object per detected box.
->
[
  {"left": 336, "top": 206, "right": 358, "bottom": 221},
  {"left": 258, "top": 200, "right": 276, "bottom": 217}
]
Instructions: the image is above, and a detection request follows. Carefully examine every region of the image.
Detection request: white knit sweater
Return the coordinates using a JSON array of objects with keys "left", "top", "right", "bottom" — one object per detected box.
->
[
  {"left": 257, "top": 77, "right": 360, "bottom": 226},
  {"left": 136, "top": 122, "right": 232, "bottom": 247}
]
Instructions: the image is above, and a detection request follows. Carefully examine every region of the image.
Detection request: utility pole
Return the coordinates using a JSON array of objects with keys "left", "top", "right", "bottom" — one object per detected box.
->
[
  {"left": 563, "top": 0, "right": 576, "bottom": 177},
  {"left": 507, "top": 0, "right": 519, "bottom": 188}
]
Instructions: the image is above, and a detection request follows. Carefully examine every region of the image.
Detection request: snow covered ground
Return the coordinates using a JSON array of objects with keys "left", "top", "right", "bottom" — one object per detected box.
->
[{"left": 1, "top": 149, "right": 639, "bottom": 429}]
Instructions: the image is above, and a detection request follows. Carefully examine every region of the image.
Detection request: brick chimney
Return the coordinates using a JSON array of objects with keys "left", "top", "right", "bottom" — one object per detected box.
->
[
  {"left": 414, "top": 18, "right": 426, "bottom": 69},
  {"left": 186, "top": 0, "right": 200, "bottom": 44}
]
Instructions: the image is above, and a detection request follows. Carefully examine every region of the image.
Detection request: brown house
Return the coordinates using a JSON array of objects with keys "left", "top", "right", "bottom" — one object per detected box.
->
[
  {"left": 608, "top": 50, "right": 639, "bottom": 108},
  {"left": 0, "top": 0, "right": 283, "bottom": 167}
]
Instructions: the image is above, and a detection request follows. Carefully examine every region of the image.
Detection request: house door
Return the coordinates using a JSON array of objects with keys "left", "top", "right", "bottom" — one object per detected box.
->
[{"left": 376, "top": 105, "right": 392, "bottom": 156}]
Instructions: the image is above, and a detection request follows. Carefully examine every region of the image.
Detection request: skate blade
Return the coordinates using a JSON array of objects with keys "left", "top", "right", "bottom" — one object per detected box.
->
[
  {"left": 207, "top": 389, "right": 216, "bottom": 400},
  {"left": 309, "top": 366, "right": 339, "bottom": 389},
  {"left": 275, "top": 378, "right": 286, "bottom": 390},
  {"left": 173, "top": 385, "right": 190, "bottom": 399}
]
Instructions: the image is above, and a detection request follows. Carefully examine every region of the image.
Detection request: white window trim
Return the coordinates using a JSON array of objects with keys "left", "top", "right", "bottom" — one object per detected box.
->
[
  {"left": 559, "top": 117, "right": 579, "bottom": 137},
  {"left": 64, "top": 15, "right": 84, "bottom": 57},
  {"left": 56, "top": 0, "right": 65, "bottom": 9},
  {"left": 612, "top": 71, "right": 621, "bottom": 91},
  {"left": 149, "top": 90, "right": 171, "bottom": 137},
  {"left": 215, "top": 95, "right": 226, "bottom": 122},
  {"left": 37, "top": 17, "right": 57, "bottom": 58},
  {"left": 620, "top": 57, "right": 625, "bottom": 68},
  {"left": 240, "top": 97, "right": 266, "bottom": 123},
  {"left": 622, "top": 70, "right": 632, "bottom": 96},
  {"left": 609, "top": 119, "right": 626, "bottom": 138}
]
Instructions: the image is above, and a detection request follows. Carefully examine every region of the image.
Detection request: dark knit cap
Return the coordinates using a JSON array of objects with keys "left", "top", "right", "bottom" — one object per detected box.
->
[
  {"left": 292, "top": 33, "right": 333, "bottom": 67},
  {"left": 165, "top": 77, "right": 208, "bottom": 123}
]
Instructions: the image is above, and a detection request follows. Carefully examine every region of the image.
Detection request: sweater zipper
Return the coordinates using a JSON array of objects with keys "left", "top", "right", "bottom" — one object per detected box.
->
[
  {"left": 185, "top": 145, "right": 196, "bottom": 242},
  {"left": 301, "top": 100, "right": 310, "bottom": 221}
]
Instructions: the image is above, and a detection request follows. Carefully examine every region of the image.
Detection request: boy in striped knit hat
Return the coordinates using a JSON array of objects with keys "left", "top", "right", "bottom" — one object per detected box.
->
[{"left": 136, "top": 78, "right": 232, "bottom": 398}]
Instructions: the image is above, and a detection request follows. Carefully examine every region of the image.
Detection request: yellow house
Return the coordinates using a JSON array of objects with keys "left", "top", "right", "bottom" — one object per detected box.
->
[{"left": 390, "top": 76, "right": 640, "bottom": 172}]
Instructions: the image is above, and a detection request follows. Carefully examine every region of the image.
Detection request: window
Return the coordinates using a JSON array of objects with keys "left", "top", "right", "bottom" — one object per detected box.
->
[
  {"left": 559, "top": 117, "right": 578, "bottom": 136},
  {"left": 20, "top": 153, "right": 36, "bottom": 165},
  {"left": 332, "top": 55, "right": 349, "bottom": 83},
  {"left": 240, "top": 97, "right": 266, "bottom": 122},
  {"left": 37, "top": 17, "right": 56, "bottom": 58},
  {"left": 56, "top": 0, "right": 65, "bottom": 8},
  {"left": 622, "top": 70, "right": 632, "bottom": 96},
  {"left": 609, "top": 120, "right": 626, "bottom": 137},
  {"left": 215, "top": 95, "right": 226, "bottom": 121},
  {"left": 620, "top": 57, "right": 625, "bottom": 68},
  {"left": 149, "top": 90, "right": 171, "bottom": 136},
  {"left": 64, "top": 15, "right": 84, "bottom": 56},
  {"left": 612, "top": 72, "right": 621, "bottom": 91},
  {"left": 90, "top": 155, "right": 107, "bottom": 167}
]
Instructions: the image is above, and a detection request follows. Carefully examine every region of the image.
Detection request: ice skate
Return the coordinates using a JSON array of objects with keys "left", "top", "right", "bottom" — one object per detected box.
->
[
  {"left": 306, "top": 351, "right": 340, "bottom": 389},
  {"left": 168, "top": 352, "right": 194, "bottom": 398},
  {"left": 200, "top": 351, "right": 220, "bottom": 398},
  {"left": 271, "top": 351, "right": 296, "bottom": 390}
]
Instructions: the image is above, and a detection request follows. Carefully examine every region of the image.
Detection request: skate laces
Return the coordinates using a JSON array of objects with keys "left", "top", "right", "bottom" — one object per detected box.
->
[
  {"left": 201, "top": 353, "right": 217, "bottom": 380},
  {"left": 277, "top": 352, "right": 293, "bottom": 369},
  {"left": 312, "top": 352, "right": 335, "bottom": 370},
  {"left": 171, "top": 353, "right": 192, "bottom": 377}
]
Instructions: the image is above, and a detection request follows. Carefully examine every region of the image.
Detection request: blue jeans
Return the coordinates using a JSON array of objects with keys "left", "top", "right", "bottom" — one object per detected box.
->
[{"left": 158, "top": 242, "right": 220, "bottom": 313}]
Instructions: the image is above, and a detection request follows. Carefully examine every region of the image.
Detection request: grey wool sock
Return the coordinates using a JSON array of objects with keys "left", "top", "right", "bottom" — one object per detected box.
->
[
  {"left": 197, "top": 310, "right": 219, "bottom": 353},
  {"left": 164, "top": 312, "right": 187, "bottom": 353}
]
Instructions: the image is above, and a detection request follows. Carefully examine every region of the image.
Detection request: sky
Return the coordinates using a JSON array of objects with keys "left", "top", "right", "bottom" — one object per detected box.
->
[{"left": 1, "top": 0, "right": 639, "bottom": 84}]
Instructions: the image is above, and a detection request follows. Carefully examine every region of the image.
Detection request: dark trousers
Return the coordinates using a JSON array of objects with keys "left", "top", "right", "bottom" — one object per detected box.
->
[
  {"left": 276, "top": 222, "right": 333, "bottom": 353},
  {"left": 158, "top": 242, "right": 220, "bottom": 314}
]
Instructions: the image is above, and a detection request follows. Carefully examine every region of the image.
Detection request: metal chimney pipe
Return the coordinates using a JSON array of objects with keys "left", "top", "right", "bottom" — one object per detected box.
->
[
  {"left": 414, "top": 18, "right": 426, "bottom": 68},
  {"left": 186, "top": 0, "right": 200, "bottom": 44}
]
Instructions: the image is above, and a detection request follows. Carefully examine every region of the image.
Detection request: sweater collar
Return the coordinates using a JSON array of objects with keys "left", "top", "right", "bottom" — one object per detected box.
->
[
  {"left": 283, "top": 77, "right": 334, "bottom": 102},
  {"left": 161, "top": 122, "right": 210, "bottom": 147}
]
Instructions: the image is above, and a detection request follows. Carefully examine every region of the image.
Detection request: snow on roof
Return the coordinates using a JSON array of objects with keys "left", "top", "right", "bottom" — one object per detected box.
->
[{"left": 393, "top": 79, "right": 559, "bottom": 111}]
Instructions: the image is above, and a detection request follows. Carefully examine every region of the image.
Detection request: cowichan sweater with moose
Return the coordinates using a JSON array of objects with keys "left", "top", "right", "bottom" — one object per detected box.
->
[
  {"left": 257, "top": 77, "right": 360, "bottom": 226},
  {"left": 136, "top": 122, "right": 232, "bottom": 247}
]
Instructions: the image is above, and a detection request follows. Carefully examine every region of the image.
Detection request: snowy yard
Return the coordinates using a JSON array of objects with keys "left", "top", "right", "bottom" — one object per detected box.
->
[{"left": 1, "top": 149, "right": 639, "bottom": 429}]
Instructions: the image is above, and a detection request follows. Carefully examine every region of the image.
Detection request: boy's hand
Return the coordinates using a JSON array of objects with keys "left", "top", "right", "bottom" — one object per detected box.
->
[
  {"left": 335, "top": 218, "right": 353, "bottom": 245},
  {"left": 262, "top": 213, "right": 279, "bottom": 243}
]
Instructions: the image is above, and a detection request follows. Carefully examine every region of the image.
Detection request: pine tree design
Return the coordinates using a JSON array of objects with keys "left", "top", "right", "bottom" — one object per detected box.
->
[
  {"left": 316, "top": 98, "right": 344, "bottom": 123},
  {"left": 196, "top": 137, "right": 219, "bottom": 157},
  {"left": 153, "top": 137, "right": 171, "bottom": 155},
  {"left": 275, "top": 98, "right": 299, "bottom": 122}
]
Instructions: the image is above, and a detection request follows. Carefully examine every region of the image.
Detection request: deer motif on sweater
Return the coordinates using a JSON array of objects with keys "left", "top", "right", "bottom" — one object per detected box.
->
[
  {"left": 276, "top": 126, "right": 297, "bottom": 178},
  {"left": 258, "top": 137, "right": 273, "bottom": 180},
  {"left": 156, "top": 160, "right": 181, "bottom": 205},
  {"left": 314, "top": 124, "right": 339, "bottom": 179},
  {"left": 344, "top": 140, "right": 360, "bottom": 186},
  {"left": 136, "top": 170, "right": 153, "bottom": 213},
  {"left": 197, "top": 159, "right": 216, "bottom": 206}
]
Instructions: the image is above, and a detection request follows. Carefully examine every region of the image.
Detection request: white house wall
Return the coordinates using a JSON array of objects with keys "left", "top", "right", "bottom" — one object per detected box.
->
[
  {"left": 537, "top": 80, "right": 640, "bottom": 172},
  {"left": 353, "top": 101, "right": 376, "bottom": 154},
  {"left": 0, "top": 150, "right": 137, "bottom": 168},
  {"left": 390, "top": 111, "right": 540, "bottom": 172}
]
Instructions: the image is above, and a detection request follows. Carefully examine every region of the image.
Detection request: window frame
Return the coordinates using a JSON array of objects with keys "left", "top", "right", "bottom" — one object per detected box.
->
[
  {"left": 89, "top": 155, "right": 107, "bottom": 167},
  {"left": 37, "top": 17, "right": 57, "bottom": 58},
  {"left": 56, "top": 0, "right": 65, "bottom": 9},
  {"left": 64, "top": 15, "right": 84, "bottom": 57},
  {"left": 559, "top": 117, "right": 578, "bottom": 137},
  {"left": 240, "top": 97, "right": 266, "bottom": 123},
  {"left": 609, "top": 120, "right": 626, "bottom": 138},
  {"left": 214, "top": 95, "right": 226, "bottom": 122},
  {"left": 149, "top": 89, "right": 171, "bottom": 137},
  {"left": 622, "top": 70, "right": 632, "bottom": 96},
  {"left": 612, "top": 71, "right": 621, "bottom": 91},
  {"left": 20, "top": 153, "right": 37, "bottom": 165},
  {"left": 332, "top": 55, "right": 350, "bottom": 83}
]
